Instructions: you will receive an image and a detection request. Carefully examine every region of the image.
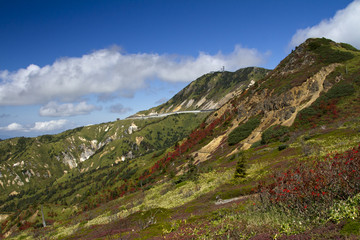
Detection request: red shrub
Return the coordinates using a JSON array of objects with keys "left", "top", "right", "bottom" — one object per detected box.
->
[{"left": 259, "top": 144, "right": 360, "bottom": 216}]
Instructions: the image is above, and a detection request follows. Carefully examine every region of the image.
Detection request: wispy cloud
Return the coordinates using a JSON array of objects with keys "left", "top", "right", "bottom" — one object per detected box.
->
[
  {"left": 0, "top": 123, "right": 24, "bottom": 131},
  {"left": 155, "top": 97, "right": 168, "bottom": 105},
  {"left": 39, "top": 101, "right": 100, "bottom": 117},
  {"left": 0, "top": 45, "right": 266, "bottom": 106},
  {"left": 0, "top": 119, "right": 68, "bottom": 132},
  {"left": 30, "top": 119, "right": 68, "bottom": 132},
  {"left": 109, "top": 103, "right": 132, "bottom": 114},
  {"left": 290, "top": 0, "right": 360, "bottom": 49}
]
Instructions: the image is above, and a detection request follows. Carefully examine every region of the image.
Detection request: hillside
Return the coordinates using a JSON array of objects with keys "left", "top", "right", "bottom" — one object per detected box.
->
[
  {"left": 133, "top": 67, "right": 269, "bottom": 116},
  {"left": 1, "top": 38, "right": 360, "bottom": 239},
  {"left": 0, "top": 66, "right": 269, "bottom": 198}
]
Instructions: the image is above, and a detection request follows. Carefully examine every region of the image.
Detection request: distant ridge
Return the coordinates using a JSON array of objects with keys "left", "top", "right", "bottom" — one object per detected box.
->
[{"left": 133, "top": 67, "right": 270, "bottom": 117}]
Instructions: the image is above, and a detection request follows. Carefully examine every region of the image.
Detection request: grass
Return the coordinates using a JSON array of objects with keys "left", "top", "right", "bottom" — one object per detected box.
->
[
  {"left": 5, "top": 120, "right": 360, "bottom": 240},
  {"left": 3, "top": 38, "right": 360, "bottom": 240}
]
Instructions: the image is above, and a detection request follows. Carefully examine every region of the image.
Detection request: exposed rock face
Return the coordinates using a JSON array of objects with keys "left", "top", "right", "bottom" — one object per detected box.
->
[
  {"left": 128, "top": 122, "right": 138, "bottom": 134},
  {"left": 195, "top": 61, "right": 340, "bottom": 159},
  {"left": 13, "top": 174, "right": 24, "bottom": 186},
  {"left": 240, "top": 63, "right": 340, "bottom": 149},
  {"left": 0, "top": 214, "right": 8, "bottom": 223},
  {"left": 80, "top": 147, "right": 95, "bottom": 162},
  {"left": 136, "top": 136, "right": 144, "bottom": 146},
  {"left": 62, "top": 152, "right": 77, "bottom": 169},
  {"left": 9, "top": 191, "right": 19, "bottom": 196},
  {"left": 60, "top": 136, "right": 113, "bottom": 168}
]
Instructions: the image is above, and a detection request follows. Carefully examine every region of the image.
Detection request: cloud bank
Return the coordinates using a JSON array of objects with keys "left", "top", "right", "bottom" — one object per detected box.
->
[
  {"left": 0, "top": 119, "right": 68, "bottom": 132},
  {"left": 39, "top": 101, "right": 100, "bottom": 117},
  {"left": 290, "top": 0, "right": 360, "bottom": 49},
  {"left": 0, "top": 46, "right": 265, "bottom": 106}
]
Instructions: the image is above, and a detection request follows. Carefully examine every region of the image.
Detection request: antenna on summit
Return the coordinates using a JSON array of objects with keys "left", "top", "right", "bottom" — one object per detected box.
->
[{"left": 221, "top": 66, "right": 225, "bottom": 72}]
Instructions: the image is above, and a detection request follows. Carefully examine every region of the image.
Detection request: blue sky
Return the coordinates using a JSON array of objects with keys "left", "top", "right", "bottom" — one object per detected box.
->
[{"left": 1, "top": 0, "right": 359, "bottom": 138}]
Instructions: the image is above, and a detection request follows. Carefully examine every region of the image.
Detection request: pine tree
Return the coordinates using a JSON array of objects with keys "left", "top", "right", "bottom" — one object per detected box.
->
[{"left": 234, "top": 152, "right": 246, "bottom": 179}]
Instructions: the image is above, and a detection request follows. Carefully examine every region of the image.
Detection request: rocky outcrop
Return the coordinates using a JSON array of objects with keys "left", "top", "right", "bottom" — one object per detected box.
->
[
  {"left": 196, "top": 62, "right": 341, "bottom": 158},
  {"left": 128, "top": 122, "right": 138, "bottom": 134},
  {"left": 80, "top": 147, "right": 95, "bottom": 162},
  {"left": 241, "top": 63, "right": 340, "bottom": 149},
  {"left": 62, "top": 152, "right": 77, "bottom": 169}
]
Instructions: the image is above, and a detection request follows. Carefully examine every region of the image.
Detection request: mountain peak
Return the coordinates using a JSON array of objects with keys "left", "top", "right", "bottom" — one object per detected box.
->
[
  {"left": 134, "top": 67, "right": 270, "bottom": 117},
  {"left": 258, "top": 38, "right": 358, "bottom": 95}
]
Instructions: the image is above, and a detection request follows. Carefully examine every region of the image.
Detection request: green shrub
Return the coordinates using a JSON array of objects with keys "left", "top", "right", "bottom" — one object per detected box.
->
[
  {"left": 339, "top": 43, "right": 360, "bottom": 52},
  {"left": 329, "top": 193, "right": 360, "bottom": 223},
  {"left": 307, "top": 38, "right": 354, "bottom": 63},
  {"left": 228, "top": 116, "right": 261, "bottom": 146},
  {"left": 278, "top": 144, "right": 288, "bottom": 151},
  {"left": 250, "top": 140, "right": 262, "bottom": 148},
  {"left": 317, "top": 46, "right": 354, "bottom": 64},
  {"left": 307, "top": 38, "right": 333, "bottom": 51},
  {"left": 354, "top": 76, "right": 360, "bottom": 86},
  {"left": 261, "top": 125, "right": 290, "bottom": 144},
  {"left": 325, "top": 82, "right": 355, "bottom": 99},
  {"left": 341, "top": 220, "right": 360, "bottom": 236},
  {"left": 234, "top": 152, "right": 246, "bottom": 179}
]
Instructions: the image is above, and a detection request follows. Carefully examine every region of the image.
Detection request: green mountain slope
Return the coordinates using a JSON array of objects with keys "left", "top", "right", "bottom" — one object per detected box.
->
[
  {"left": 135, "top": 67, "right": 269, "bottom": 116},
  {"left": 0, "top": 113, "right": 208, "bottom": 197},
  {"left": 1, "top": 38, "right": 360, "bottom": 239}
]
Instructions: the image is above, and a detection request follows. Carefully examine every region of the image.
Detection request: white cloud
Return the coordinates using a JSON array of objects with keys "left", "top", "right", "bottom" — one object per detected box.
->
[
  {"left": 30, "top": 119, "right": 68, "bottom": 132},
  {"left": 39, "top": 101, "right": 100, "bottom": 117},
  {"left": 0, "top": 119, "right": 68, "bottom": 132},
  {"left": 109, "top": 103, "right": 132, "bottom": 114},
  {"left": 290, "top": 0, "right": 360, "bottom": 49},
  {"left": 0, "top": 123, "right": 24, "bottom": 131},
  {"left": 0, "top": 45, "right": 266, "bottom": 106}
]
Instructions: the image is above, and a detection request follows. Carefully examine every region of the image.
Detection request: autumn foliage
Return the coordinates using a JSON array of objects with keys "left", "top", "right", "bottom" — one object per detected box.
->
[{"left": 259, "top": 144, "right": 360, "bottom": 218}]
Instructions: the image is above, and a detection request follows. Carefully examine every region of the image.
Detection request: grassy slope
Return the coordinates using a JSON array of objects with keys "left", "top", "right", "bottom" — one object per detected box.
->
[
  {"left": 2, "top": 38, "right": 360, "bottom": 239},
  {"left": 0, "top": 113, "right": 208, "bottom": 212},
  {"left": 138, "top": 67, "right": 269, "bottom": 115}
]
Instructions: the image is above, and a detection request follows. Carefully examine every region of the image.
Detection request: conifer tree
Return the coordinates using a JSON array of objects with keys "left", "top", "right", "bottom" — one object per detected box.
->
[{"left": 234, "top": 152, "right": 246, "bottom": 179}]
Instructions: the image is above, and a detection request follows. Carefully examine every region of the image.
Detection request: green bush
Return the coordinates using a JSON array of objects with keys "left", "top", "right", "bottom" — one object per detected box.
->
[
  {"left": 340, "top": 43, "right": 360, "bottom": 52},
  {"left": 307, "top": 38, "right": 354, "bottom": 64},
  {"left": 341, "top": 220, "right": 360, "bottom": 236},
  {"left": 278, "top": 144, "right": 288, "bottom": 151},
  {"left": 325, "top": 82, "right": 355, "bottom": 99},
  {"left": 250, "top": 140, "right": 262, "bottom": 148},
  {"left": 261, "top": 125, "right": 290, "bottom": 144},
  {"left": 307, "top": 38, "right": 333, "bottom": 51},
  {"left": 329, "top": 193, "right": 360, "bottom": 223},
  {"left": 234, "top": 152, "right": 246, "bottom": 179},
  {"left": 228, "top": 117, "right": 261, "bottom": 146},
  {"left": 316, "top": 46, "right": 354, "bottom": 64},
  {"left": 354, "top": 76, "right": 360, "bottom": 86}
]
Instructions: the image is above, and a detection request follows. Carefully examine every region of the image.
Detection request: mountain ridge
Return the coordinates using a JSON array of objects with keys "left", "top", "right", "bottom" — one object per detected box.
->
[{"left": 133, "top": 66, "right": 270, "bottom": 117}]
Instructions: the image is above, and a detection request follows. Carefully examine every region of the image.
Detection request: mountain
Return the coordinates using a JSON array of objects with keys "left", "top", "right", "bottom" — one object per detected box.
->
[
  {"left": 0, "top": 66, "right": 269, "bottom": 199},
  {"left": 1, "top": 38, "right": 360, "bottom": 239},
  {"left": 133, "top": 67, "right": 269, "bottom": 116}
]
